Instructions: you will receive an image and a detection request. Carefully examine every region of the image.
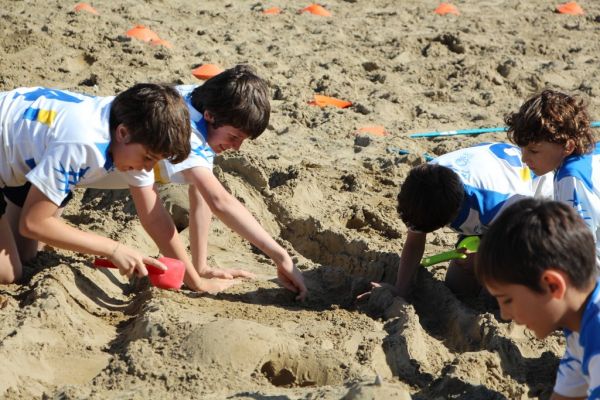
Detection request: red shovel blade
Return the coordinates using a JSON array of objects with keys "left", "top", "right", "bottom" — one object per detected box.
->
[{"left": 93, "top": 257, "right": 185, "bottom": 290}]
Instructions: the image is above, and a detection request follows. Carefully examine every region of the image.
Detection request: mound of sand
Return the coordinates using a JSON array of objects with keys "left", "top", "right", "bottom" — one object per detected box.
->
[{"left": 2, "top": 0, "right": 599, "bottom": 398}]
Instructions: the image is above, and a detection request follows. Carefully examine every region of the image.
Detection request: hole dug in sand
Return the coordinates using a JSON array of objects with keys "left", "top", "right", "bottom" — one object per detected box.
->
[
  {"left": 181, "top": 318, "right": 361, "bottom": 388},
  {"left": 260, "top": 351, "right": 348, "bottom": 388}
]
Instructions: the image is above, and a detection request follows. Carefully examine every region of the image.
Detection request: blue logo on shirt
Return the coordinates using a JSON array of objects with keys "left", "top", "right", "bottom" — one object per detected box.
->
[{"left": 54, "top": 163, "right": 90, "bottom": 193}]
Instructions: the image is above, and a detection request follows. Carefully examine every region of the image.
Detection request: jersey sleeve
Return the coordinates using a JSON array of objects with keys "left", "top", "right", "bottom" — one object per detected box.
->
[
  {"left": 26, "top": 142, "right": 101, "bottom": 206},
  {"left": 555, "top": 175, "right": 600, "bottom": 246},
  {"left": 588, "top": 355, "right": 600, "bottom": 399},
  {"left": 553, "top": 343, "right": 588, "bottom": 398},
  {"left": 155, "top": 133, "right": 214, "bottom": 184},
  {"left": 533, "top": 171, "right": 554, "bottom": 199},
  {"left": 122, "top": 169, "right": 154, "bottom": 187}
]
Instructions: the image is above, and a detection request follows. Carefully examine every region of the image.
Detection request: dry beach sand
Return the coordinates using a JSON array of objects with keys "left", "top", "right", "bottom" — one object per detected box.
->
[{"left": 1, "top": 0, "right": 600, "bottom": 398}]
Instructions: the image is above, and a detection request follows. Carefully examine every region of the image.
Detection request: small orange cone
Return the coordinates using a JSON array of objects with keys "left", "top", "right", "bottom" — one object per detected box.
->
[
  {"left": 192, "top": 64, "right": 224, "bottom": 80},
  {"left": 309, "top": 94, "right": 352, "bottom": 109},
  {"left": 301, "top": 4, "right": 332, "bottom": 17},
  {"left": 357, "top": 125, "right": 388, "bottom": 137},
  {"left": 263, "top": 7, "right": 282, "bottom": 15},
  {"left": 556, "top": 2, "right": 584, "bottom": 15},
  {"left": 126, "top": 25, "right": 160, "bottom": 43},
  {"left": 434, "top": 3, "right": 460, "bottom": 15},
  {"left": 74, "top": 3, "right": 99, "bottom": 15}
]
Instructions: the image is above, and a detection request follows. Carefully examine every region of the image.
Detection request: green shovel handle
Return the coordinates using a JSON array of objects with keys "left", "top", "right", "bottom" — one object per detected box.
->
[{"left": 421, "top": 250, "right": 467, "bottom": 267}]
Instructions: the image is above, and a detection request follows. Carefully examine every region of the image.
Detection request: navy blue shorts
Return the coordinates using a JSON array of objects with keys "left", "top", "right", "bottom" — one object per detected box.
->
[{"left": 0, "top": 182, "right": 73, "bottom": 217}]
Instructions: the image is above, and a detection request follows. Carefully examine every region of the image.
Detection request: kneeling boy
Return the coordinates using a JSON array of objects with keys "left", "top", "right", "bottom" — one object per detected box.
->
[{"left": 477, "top": 198, "right": 600, "bottom": 399}]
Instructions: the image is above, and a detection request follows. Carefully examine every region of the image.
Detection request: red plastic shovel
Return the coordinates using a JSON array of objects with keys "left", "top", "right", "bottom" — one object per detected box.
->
[{"left": 93, "top": 257, "right": 185, "bottom": 290}]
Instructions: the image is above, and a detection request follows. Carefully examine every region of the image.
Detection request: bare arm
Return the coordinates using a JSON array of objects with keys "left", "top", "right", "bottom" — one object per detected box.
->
[
  {"left": 20, "top": 185, "right": 159, "bottom": 277},
  {"left": 129, "top": 184, "right": 235, "bottom": 293},
  {"left": 182, "top": 167, "right": 307, "bottom": 300},
  {"left": 394, "top": 230, "right": 427, "bottom": 297},
  {"left": 188, "top": 184, "right": 212, "bottom": 271}
]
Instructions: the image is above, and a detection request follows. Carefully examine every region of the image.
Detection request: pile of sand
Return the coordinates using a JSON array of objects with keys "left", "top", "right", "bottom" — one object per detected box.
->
[{"left": 1, "top": 0, "right": 599, "bottom": 398}]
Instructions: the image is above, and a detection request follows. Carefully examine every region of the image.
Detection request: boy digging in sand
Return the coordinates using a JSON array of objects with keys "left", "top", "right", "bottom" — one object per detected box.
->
[
  {"left": 506, "top": 89, "right": 600, "bottom": 264},
  {"left": 360, "top": 142, "right": 537, "bottom": 300},
  {"left": 477, "top": 198, "right": 600, "bottom": 399},
  {"left": 0, "top": 84, "right": 191, "bottom": 283},
  {"left": 85, "top": 65, "right": 307, "bottom": 300}
]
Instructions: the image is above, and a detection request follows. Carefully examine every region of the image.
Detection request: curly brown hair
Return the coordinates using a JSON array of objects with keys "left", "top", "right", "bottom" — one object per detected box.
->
[{"left": 505, "top": 89, "right": 593, "bottom": 155}]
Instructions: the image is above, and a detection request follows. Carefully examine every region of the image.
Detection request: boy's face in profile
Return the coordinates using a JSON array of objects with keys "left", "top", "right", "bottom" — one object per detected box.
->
[
  {"left": 520, "top": 140, "right": 574, "bottom": 176},
  {"left": 111, "top": 124, "right": 162, "bottom": 172},
  {"left": 485, "top": 279, "right": 561, "bottom": 339},
  {"left": 207, "top": 124, "right": 249, "bottom": 154}
]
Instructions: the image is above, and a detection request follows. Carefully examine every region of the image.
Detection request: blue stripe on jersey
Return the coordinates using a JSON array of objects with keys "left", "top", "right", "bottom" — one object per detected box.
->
[
  {"left": 94, "top": 142, "right": 112, "bottom": 171},
  {"left": 12, "top": 87, "right": 85, "bottom": 103},
  {"left": 590, "top": 386, "right": 600, "bottom": 400},
  {"left": 192, "top": 114, "right": 208, "bottom": 141},
  {"left": 54, "top": 163, "right": 90, "bottom": 193},
  {"left": 25, "top": 158, "right": 36, "bottom": 170},
  {"left": 580, "top": 282, "right": 600, "bottom": 376},
  {"left": 450, "top": 184, "right": 511, "bottom": 231},
  {"left": 556, "top": 143, "right": 600, "bottom": 191}
]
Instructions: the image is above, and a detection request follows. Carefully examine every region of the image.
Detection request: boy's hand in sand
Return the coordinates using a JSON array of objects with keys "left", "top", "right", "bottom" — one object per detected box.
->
[
  {"left": 109, "top": 244, "right": 167, "bottom": 278},
  {"left": 356, "top": 282, "right": 400, "bottom": 301},
  {"left": 195, "top": 277, "right": 239, "bottom": 294},
  {"left": 276, "top": 258, "right": 307, "bottom": 301},
  {"left": 197, "top": 266, "right": 255, "bottom": 280}
]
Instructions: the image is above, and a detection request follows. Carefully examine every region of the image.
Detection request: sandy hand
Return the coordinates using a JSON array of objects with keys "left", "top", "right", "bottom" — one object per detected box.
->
[
  {"left": 109, "top": 244, "right": 167, "bottom": 278},
  {"left": 356, "top": 281, "right": 399, "bottom": 301},
  {"left": 196, "top": 277, "right": 239, "bottom": 294},
  {"left": 198, "top": 267, "right": 255, "bottom": 280},
  {"left": 276, "top": 260, "right": 307, "bottom": 301}
]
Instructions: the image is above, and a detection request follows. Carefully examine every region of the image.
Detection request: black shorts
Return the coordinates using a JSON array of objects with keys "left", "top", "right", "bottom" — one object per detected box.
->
[{"left": 0, "top": 182, "right": 73, "bottom": 217}]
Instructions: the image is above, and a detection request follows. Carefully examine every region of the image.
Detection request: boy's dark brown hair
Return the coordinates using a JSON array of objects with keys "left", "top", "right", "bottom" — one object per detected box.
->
[
  {"left": 110, "top": 83, "right": 191, "bottom": 164},
  {"left": 190, "top": 64, "right": 270, "bottom": 139},
  {"left": 476, "top": 198, "right": 596, "bottom": 293},
  {"left": 505, "top": 89, "right": 594, "bottom": 155},
  {"left": 397, "top": 163, "right": 464, "bottom": 233}
]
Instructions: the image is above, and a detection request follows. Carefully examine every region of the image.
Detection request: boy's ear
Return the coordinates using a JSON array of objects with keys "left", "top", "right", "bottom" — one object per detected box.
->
[
  {"left": 541, "top": 269, "right": 567, "bottom": 299},
  {"left": 115, "top": 124, "right": 131, "bottom": 144},
  {"left": 203, "top": 110, "right": 214, "bottom": 123},
  {"left": 563, "top": 139, "right": 576, "bottom": 156}
]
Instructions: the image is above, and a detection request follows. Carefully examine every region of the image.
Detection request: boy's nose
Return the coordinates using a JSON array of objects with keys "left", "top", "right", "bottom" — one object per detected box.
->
[{"left": 499, "top": 305, "right": 512, "bottom": 321}]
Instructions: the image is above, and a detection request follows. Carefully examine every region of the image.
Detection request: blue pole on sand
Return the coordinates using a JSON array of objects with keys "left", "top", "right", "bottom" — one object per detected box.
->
[{"left": 409, "top": 121, "right": 600, "bottom": 139}]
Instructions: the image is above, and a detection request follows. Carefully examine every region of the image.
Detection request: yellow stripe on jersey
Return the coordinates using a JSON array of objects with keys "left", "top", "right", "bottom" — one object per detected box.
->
[
  {"left": 153, "top": 164, "right": 168, "bottom": 184},
  {"left": 36, "top": 109, "right": 57, "bottom": 126},
  {"left": 521, "top": 167, "right": 531, "bottom": 181}
]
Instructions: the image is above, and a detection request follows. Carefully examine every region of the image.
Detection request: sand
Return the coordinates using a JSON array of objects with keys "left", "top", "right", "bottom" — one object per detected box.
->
[{"left": 1, "top": 0, "right": 599, "bottom": 398}]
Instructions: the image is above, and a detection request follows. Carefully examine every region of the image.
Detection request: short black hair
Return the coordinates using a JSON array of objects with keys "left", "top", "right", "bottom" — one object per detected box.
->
[
  {"left": 476, "top": 198, "right": 596, "bottom": 292},
  {"left": 190, "top": 64, "right": 270, "bottom": 139},
  {"left": 397, "top": 163, "right": 464, "bottom": 233}
]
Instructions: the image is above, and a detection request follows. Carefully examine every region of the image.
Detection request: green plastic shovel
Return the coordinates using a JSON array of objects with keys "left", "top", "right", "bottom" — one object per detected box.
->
[{"left": 421, "top": 236, "right": 480, "bottom": 267}]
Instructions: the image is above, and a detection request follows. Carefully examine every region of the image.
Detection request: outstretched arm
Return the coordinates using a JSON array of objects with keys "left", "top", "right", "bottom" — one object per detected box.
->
[
  {"left": 394, "top": 230, "right": 427, "bottom": 297},
  {"left": 182, "top": 167, "right": 307, "bottom": 300},
  {"left": 129, "top": 184, "right": 236, "bottom": 294},
  {"left": 357, "top": 230, "right": 427, "bottom": 300},
  {"left": 20, "top": 185, "right": 163, "bottom": 277},
  {"left": 188, "top": 184, "right": 254, "bottom": 279}
]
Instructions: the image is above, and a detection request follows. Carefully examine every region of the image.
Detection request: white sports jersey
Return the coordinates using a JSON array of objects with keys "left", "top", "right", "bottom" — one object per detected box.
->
[
  {"left": 432, "top": 142, "right": 534, "bottom": 235},
  {"left": 554, "top": 280, "right": 600, "bottom": 399},
  {"left": 555, "top": 143, "right": 600, "bottom": 262},
  {"left": 153, "top": 85, "right": 215, "bottom": 184},
  {"left": 80, "top": 84, "right": 214, "bottom": 189},
  {"left": 0, "top": 87, "right": 153, "bottom": 206}
]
